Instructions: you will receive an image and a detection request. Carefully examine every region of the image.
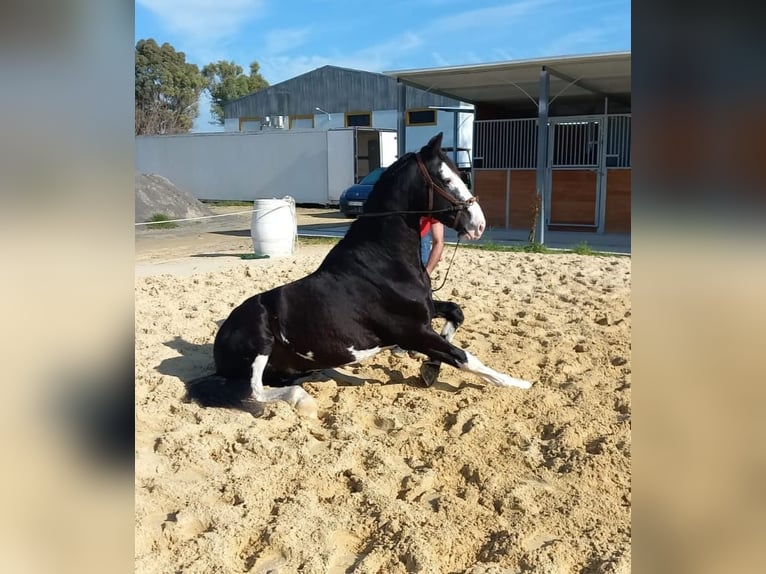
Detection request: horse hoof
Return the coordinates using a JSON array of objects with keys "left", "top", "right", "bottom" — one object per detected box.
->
[
  {"left": 295, "top": 396, "right": 318, "bottom": 418},
  {"left": 420, "top": 361, "right": 441, "bottom": 387}
]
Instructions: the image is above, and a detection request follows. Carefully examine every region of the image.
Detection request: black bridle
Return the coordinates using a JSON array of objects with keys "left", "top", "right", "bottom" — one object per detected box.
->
[
  {"left": 354, "top": 153, "right": 478, "bottom": 292},
  {"left": 415, "top": 152, "right": 477, "bottom": 214},
  {"left": 357, "top": 152, "right": 478, "bottom": 219}
]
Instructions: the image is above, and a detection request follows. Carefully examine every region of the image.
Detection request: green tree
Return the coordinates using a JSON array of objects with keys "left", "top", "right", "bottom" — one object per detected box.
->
[
  {"left": 135, "top": 39, "right": 206, "bottom": 135},
  {"left": 202, "top": 60, "right": 269, "bottom": 125}
]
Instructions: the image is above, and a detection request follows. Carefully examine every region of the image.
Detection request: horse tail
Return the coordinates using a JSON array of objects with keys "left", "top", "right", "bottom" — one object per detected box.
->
[{"left": 184, "top": 374, "right": 261, "bottom": 415}]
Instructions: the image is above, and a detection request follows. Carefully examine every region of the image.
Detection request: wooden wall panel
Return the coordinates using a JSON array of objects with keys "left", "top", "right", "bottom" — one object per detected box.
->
[
  {"left": 550, "top": 170, "right": 597, "bottom": 225},
  {"left": 473, "top": 170, "right": 508, "bottom": 228},
  {"left": 509, "top": 170, "right": 538, "bottom": 229},
  {"left": 471, "top": 169, "right": 628, "bottom": 232},
  {"left": 605, "top": 169, "right": 631, "bottom": 232}
]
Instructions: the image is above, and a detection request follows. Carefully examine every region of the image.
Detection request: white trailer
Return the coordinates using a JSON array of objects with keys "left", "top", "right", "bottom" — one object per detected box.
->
[{"left": 135, "top": 128, "right": 398, "bottom": 204}]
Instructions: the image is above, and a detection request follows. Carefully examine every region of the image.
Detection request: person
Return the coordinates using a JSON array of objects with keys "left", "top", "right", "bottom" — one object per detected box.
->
[
  {"left": 391, "top": 217, "right": 445, "bottom": 358},
  {"left": 419, "top": 216, "right": 445, "bottom": 276}
]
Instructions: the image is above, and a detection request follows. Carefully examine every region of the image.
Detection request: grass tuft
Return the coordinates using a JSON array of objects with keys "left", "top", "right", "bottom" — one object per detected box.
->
[{"left": 146, "top": 213, "right": 178, "bottom": 229}]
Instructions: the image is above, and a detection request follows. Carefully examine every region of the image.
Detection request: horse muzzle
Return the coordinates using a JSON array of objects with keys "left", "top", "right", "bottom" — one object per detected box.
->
[{"left": 457, "top": 204, "right": 486, "bottom": 240}]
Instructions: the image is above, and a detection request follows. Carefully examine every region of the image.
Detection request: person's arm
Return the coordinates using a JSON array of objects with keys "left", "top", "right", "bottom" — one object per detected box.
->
[{"left": 425, "top": 221, "right": 445, "bottom": 276}]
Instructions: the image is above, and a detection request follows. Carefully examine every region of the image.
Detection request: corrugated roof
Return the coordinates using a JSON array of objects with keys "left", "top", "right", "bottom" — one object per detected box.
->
[
  {"left": 384, "top": 51, "right": 631, "bottom": 105},
  {"left": 223, "top": 65, "right": 465, "bottom": 118}
]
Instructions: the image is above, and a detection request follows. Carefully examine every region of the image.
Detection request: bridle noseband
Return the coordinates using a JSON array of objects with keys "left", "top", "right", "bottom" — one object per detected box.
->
[{"left": 416, "top": 153, "right": 477, "bottom": 214}]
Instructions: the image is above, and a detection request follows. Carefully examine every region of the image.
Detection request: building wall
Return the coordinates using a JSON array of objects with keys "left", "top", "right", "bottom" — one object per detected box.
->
[
  {"left": 226, "top": 106, "right": 474, "bottom": 159},
  {"left": 604, "top": 169, "right": 631, "bottom": 232},
  {"left": 473, "top": 169, "right": 537, "bottom": 229},
  {"left": 135, "top": 131, "right": 332, "bottom": 203}
]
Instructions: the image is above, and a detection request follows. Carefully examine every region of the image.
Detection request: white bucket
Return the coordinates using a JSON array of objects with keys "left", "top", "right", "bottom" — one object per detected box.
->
[{"left": 250, "top": 197, "right": 296, "bottom": 257}]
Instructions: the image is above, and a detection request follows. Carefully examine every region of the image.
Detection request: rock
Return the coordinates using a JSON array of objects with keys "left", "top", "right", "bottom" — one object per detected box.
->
[{"left": 135, "top": 172, "right": 214, "bottom": 223}]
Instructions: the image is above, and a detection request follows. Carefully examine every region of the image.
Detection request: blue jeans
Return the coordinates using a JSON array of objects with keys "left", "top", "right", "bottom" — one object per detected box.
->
[{"left": 420, "top": 233, "right": 432, "bottom": 266}]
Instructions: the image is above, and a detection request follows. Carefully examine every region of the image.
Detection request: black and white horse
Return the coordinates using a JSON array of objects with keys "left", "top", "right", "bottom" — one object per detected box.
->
[{"left": 186, "top": 133, "right": 532, "bottom": 416}]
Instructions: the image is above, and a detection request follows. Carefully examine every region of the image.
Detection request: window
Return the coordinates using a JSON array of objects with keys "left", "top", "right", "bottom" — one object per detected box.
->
[
  {"left": 345, "top": 112, "right": 371, "bottom": 127},
  {"left": 238, "top": 117, "right": 262, "bottom": 132},
  {"left": 290, "top": 114, "right": 314, "bottom": 129},
  {"left": 407, "top": 109, "right": 437, "bottom": 126}
]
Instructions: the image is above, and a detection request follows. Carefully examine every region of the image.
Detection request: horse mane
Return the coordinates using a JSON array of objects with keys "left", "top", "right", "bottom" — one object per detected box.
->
[
  {"left": 376, "top": 152, "right": 416, "bottom": 184},
  {"left": 359, "top": 141, "right": 462, "bottom": 218}
]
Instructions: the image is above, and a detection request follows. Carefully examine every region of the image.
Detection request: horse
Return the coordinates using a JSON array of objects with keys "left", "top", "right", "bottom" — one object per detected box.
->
[{"left": 185, "top": 133, "right": 532, "bottom": 417}]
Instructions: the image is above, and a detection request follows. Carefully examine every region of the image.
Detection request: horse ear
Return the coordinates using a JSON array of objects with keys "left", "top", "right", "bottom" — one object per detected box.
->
[{"left": 424, "top": 132, "right": 444, "bottom": 154}]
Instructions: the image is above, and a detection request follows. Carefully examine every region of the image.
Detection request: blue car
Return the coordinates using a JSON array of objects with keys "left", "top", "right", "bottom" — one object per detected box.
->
[{"left": 338, "top": 167, "right": 387, "bottom": 217}]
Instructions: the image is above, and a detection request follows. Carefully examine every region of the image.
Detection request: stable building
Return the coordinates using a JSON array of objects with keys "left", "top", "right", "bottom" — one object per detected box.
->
[
  {"left": 386, "top": 51, "right": 631, "bottom": 237},
  {"left": 222, "top": 64, "right": 475, "bottom": 165}
]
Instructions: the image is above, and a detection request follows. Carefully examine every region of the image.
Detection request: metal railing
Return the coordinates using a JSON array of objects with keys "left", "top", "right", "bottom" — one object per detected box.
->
[
  {"left": 551, "top": 120, "right": 600, "bottom": 167},
  {"left": 606, "top": 114, "right": 631, "bottom": 167},
  {"left": 474, "top": 118, "right": 537, "bottom": 169},
  {"left": 474, "top": 114, "right": 631, "bottom": 169}
]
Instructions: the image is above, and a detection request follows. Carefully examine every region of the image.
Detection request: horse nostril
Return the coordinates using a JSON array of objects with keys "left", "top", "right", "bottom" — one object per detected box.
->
[{"left": 478, "top": 221, "right": 485, "bottom": 234}]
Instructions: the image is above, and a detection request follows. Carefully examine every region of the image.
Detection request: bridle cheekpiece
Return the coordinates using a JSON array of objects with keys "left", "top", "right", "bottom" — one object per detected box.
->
[{"left": 415, "top": 153, "right": 477, "bottom": 214}]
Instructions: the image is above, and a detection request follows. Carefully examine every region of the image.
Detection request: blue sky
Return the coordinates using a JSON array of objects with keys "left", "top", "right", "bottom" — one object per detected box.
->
[{"left": 135, "top": 0, "right": 631, "bottom": 131}]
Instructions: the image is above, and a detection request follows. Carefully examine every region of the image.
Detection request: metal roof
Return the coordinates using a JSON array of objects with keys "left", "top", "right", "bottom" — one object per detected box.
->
[
  {"left": 384, "top": 51, "right": 631, "bottom": 105},
  {"left": 223, "top": 65, "right": 463, "bottom": 119}
]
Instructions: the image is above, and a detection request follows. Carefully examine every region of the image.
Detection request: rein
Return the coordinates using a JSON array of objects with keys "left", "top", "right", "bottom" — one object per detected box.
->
[
  {"left": 430, "top": 236, "right": 461, "bottom": 293},
  {"left": 354, "top": 154, "right": 476, "bottom": 293},
  {"left": 357, "top": 153, "right": 477, "bottom": 219}
]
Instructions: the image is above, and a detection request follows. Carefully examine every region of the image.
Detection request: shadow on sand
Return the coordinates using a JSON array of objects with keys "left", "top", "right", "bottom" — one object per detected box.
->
[{"left": 156, "top": 337, "right": 467, "bottom": 398}]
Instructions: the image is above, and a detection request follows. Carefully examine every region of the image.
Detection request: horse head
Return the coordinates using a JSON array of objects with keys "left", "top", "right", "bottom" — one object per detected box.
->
[{"left": 415, "top": 132, "right": 486, "bottom": 240}]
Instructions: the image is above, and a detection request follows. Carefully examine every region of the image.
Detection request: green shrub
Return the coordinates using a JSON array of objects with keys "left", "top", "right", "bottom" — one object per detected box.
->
[{"left": 146, "top": 213, "right": 178, "bottom": 229}]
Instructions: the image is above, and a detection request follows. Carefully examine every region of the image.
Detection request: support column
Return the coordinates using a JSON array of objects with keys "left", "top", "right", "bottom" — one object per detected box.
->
[
  {"left": 452, "top": 110, "right": 459, "bottom": 164},
  {"left": 397, "top": 80, "right": 406, "bottom": 158},
  {"left": 534, "top": 66, "right": 549, "bottom": 245},
  {"left": 597, "top": 96, "right": 609, "bottom": 234}
]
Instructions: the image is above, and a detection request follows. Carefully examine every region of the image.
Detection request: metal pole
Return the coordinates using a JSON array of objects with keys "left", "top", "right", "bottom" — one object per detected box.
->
[
  {"left": 453, "top": 110, "right": 459, "bottom": 164},
  {"left": 397, "top": 80, "right": 406, "bottom": 158},
  {"left": 597, "top": 96, "right": 609, "bottom": 234},
  {"left": 535, "top": 66, "right": 549, "bottom": 245}
]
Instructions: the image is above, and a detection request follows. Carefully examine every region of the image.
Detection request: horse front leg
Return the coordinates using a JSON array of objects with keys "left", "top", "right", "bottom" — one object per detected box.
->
[
  {"left": 408, "top": 328, "right": 532, "bottom": 389},
  {"left": 420, "top": 300, "right": 464, "bottom": 386}
]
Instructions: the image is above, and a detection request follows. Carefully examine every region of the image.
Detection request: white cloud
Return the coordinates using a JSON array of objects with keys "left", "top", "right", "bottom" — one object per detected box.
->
[
  {"left": 432, "top": 0, "right": 554, "bottom": 33},
  {"left": 136, "top": 0, "right": 265, "bottom": 43},
  {"left": 259, "top": 55, "right": 334, "bottom": 84},
  {"left": 351, "top": 32, "right": 423, "bottom": 68},
  {"left": 544, "top": 25, "right": 616, "bottom": 56},
  {"left": 259, "top": 31, "right": 424, "bottom": 83},
  {"left": 264, "top": 27, "right": 311, "bottom": 55},
  {"left": 430, "top": 52, "right": 452, "bottom": 68},
  {"left": 490, "top": 48, "right": 516, "bottom": 62}
]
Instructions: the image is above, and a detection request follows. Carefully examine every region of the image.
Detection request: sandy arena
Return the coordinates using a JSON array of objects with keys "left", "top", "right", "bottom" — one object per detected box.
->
[{"left": 135, "top": 209, "right": 631, "bottom": 573}]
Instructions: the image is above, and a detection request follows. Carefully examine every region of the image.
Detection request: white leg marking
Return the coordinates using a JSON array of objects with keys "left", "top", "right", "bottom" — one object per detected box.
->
[
  {"left": 250, "top": 355, "right": 269, "bottom": 395},
  {"left": 250, "top": 354, "right": 318, "bottom": 417},
  {"left": 257, "top": 386, "right": 318, "bottom": 418},
  {"left": 459, "top": 351, "right": 532, "bottom": 389},
  {"left": 291, "top": 368, "right": 366, "bottom": 387},
  {"left": 347, "top": 345, "right": 382, "bottom": 363},
  {"left": 321, "top": 368, "right": 367, "bottom": 386},
  {"left": 441, "top": 321, "right": 457, "bottom": 343},
  {"left": 296, "top": 350, "right": 314, "bottom": 361}
]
